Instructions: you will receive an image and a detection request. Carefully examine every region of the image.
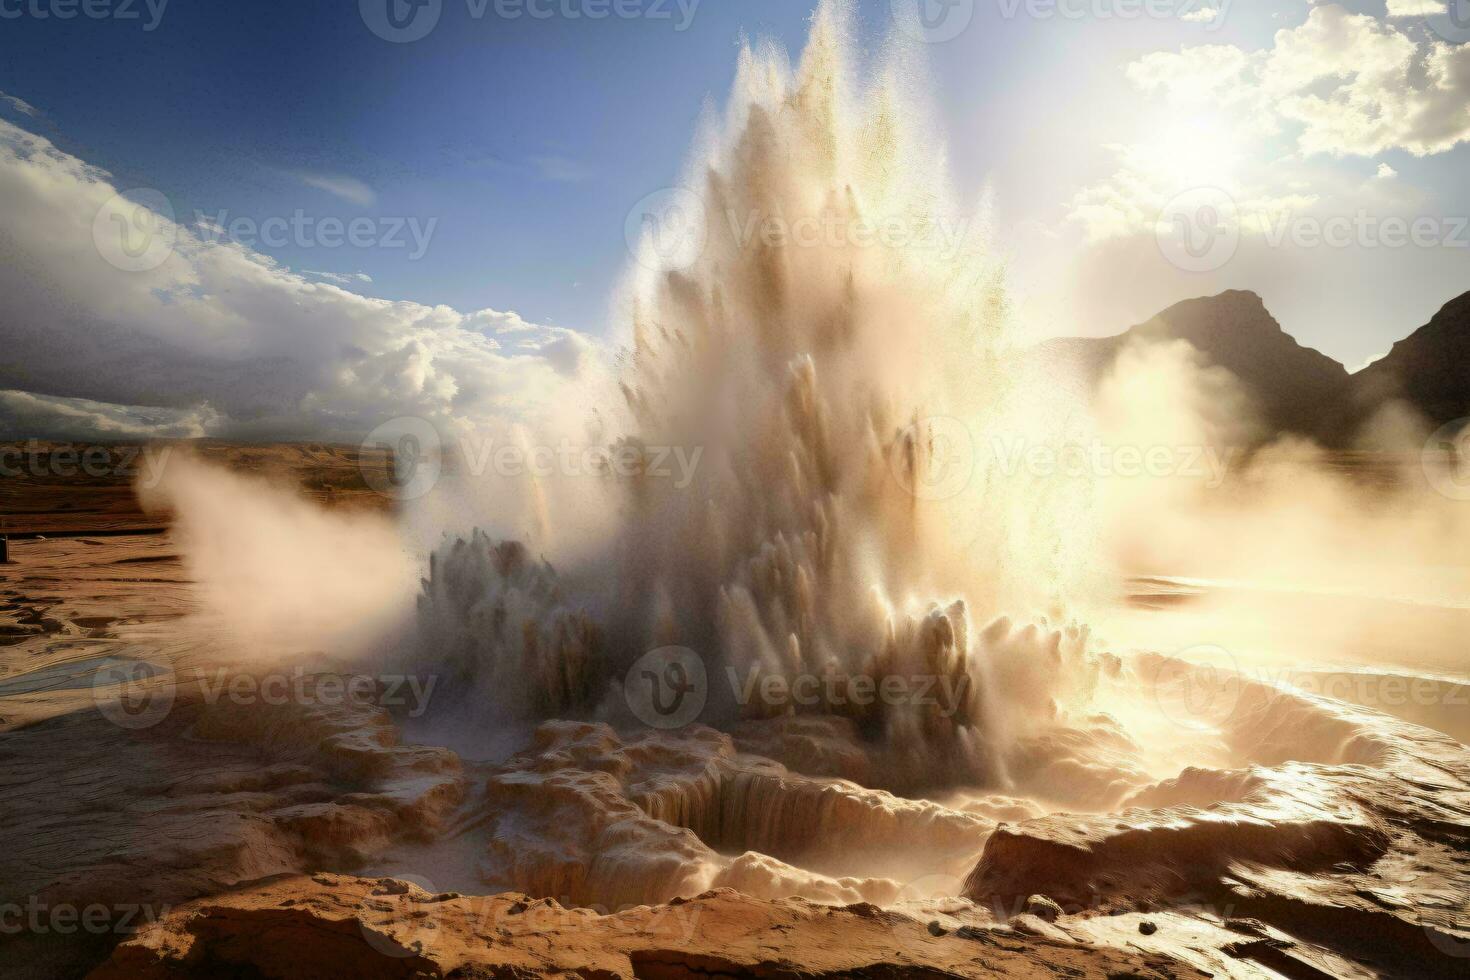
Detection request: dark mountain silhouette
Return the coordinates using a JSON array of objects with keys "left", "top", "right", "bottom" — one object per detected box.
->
[
  {"left": 1351, "top": 291, "right": 1470, "bottom": 430},
  {"left": 1037, "top": 290, "right": 1356, "bottom": 444},
  {"left": 1036, "top": 288, "right": 1470, "bottom": 444}
]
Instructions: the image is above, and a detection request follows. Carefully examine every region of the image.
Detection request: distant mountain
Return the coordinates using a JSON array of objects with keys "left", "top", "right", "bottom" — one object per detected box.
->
[
  {"left": 1037, "top": 290, "right": 1355, "bottom": 444},
  {"left": 1352, "top": 291, "right": 1470, "bottom": 430}
]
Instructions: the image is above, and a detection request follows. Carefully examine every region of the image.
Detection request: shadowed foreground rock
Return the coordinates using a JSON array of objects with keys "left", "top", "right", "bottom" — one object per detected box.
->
[{"left": 92, "top": 874, "right": 1209, "bottom": 980}]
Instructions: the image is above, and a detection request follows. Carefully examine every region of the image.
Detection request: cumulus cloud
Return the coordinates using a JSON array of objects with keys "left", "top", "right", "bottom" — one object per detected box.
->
[
  {"left": 1268, "top": 6, "right": 1470, "bottom": 157},
  {"left": 1384, "top": 0, "right": 1445, "bottom": 15},
  {"left": 1129, "top": 5, "right": 1470, "bottom": 159},
  {"left": 0, "top": 118, "right": 605, "bottom": 442},
  {"left": 1375, "top": 162, "right": 1398, "bottom": 179},
  {"left": 1179, "top": 6, "right": 1220, "bottom": 23},
  {"left": 1067, "top": 141, "right": 1317, "bottom": 243},
  {"left": 1067, "top": 4, "right": 1470, "bottom": 241}
]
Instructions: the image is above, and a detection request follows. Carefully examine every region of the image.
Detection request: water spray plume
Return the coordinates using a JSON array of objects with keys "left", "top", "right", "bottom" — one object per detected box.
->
[{"left": 417, "top": 0, "right": 1108, "bottom": 791}]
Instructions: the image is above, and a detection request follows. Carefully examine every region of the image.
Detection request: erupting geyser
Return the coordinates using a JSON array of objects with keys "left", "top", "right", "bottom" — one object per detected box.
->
[
  {"left": 345, "top": 3, "right": 1470, "bottom": 973},
  {"left": 8, "top": 1, "right": 1470, "bottom": 976},
  {"left": 417, "top": 0, "right": 1107, "bottom": 794}
]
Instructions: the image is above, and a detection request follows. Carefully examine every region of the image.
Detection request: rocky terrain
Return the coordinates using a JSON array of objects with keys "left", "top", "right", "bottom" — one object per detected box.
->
[
  {"left": 2, "top": 507, "right": 1468, "bottom": 978},
  {"left": 4, "top": 279, "right": 1470, "bottom": 977},
  {"left": 94, "top": 874, "right": 1210, "bottom": 980}
]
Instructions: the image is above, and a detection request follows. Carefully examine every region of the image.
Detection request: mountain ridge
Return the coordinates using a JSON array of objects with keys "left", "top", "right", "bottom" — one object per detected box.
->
[{"left": 1038, "top": 288, "right": 1470, "bottom": 445}]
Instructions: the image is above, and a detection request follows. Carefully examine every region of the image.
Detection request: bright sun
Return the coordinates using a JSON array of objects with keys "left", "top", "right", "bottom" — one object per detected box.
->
[{"left": 1143, "top": 111, "right": 1243, "bottom": 191}]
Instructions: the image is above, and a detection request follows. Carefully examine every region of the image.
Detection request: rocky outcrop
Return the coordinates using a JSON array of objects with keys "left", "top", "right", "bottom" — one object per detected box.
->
[
  {"left": 479, "top": 720, "right": 993, "bottom": 909},
  {"left": 963, "top": 655, "right": 1470, "bottom": 977},
  {"left": 0, "top": 669, "right": 463, "bottom": 914},
  {"left": 92, "top": 874, "right": 1213, "bottom": 980}
]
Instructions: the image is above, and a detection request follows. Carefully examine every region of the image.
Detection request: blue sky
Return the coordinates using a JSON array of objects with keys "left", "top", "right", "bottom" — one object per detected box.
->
[
  {"left": 1, "top": 0, "right": 1468, "bottom": 438},
  {"left": 1, "top": 1, "right": 831, "bottom": 331},
  {"left": 0, "top": 2, "right": 1359, "bottom": 331}
]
